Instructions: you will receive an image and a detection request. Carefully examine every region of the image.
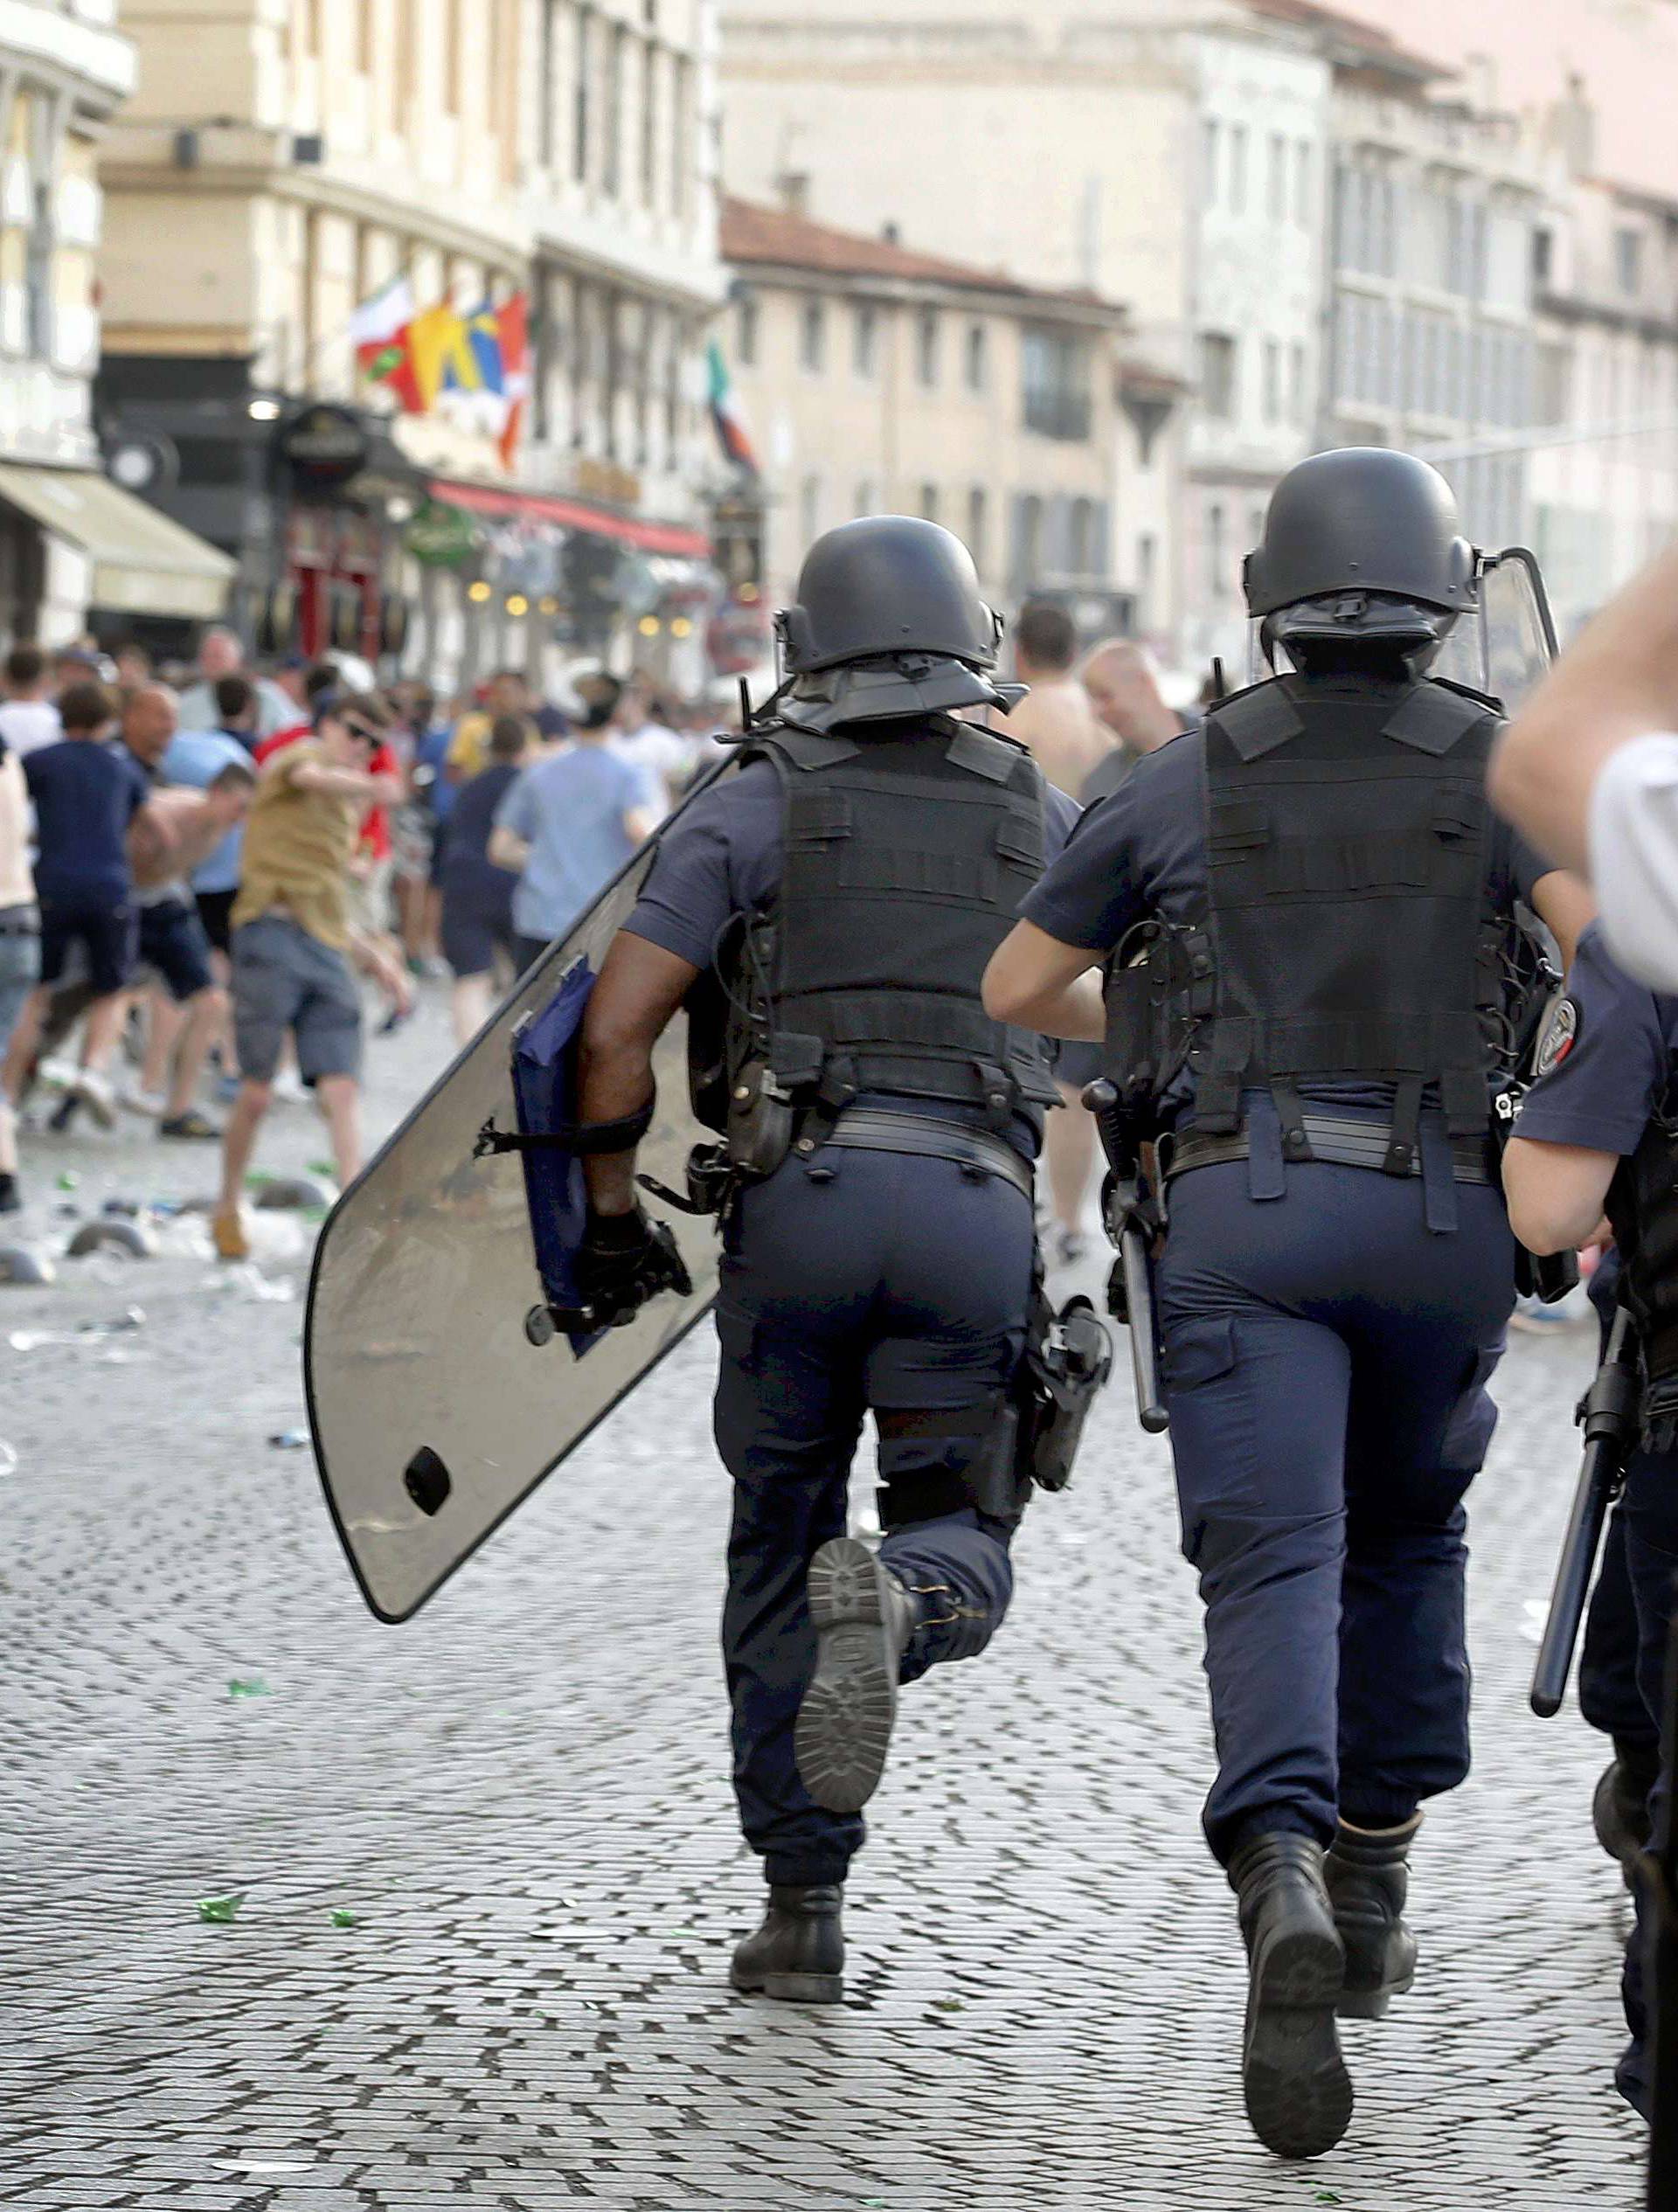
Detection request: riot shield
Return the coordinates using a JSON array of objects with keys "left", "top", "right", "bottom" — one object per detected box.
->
[
  {"left": 1436, "top": 547, "right": 1558, "bottom": 710},
  {"left": 304, "top": 766, "right": 733, "bottom": 1623}
]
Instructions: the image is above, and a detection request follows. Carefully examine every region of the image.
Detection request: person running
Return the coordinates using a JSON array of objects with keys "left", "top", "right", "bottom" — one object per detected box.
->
[
  {"left": 214, "top": 694, "right": 406, "bottom": 1260},
  {"left": 0, "top": 683, "right": 163, "bottom": 1127},
  {"left": 436, "top": 715, "right": 527, "bottom": 1045}
]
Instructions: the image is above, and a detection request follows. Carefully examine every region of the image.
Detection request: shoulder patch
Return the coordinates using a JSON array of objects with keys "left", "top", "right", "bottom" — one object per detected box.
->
[{"left": 1534, "top": 995, "right": 1579, "bottom": 1078}]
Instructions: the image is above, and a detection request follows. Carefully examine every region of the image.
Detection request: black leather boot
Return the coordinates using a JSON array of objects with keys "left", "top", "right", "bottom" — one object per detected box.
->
[
  {"left": 729, "top": 1885, "right": 844, "bottom": 2004},
  {"left": 1324, "top": 1814, "right": 1421, "bottom": 2020},
  {"left": 1594, "top": 1747, "right": 1657, "bottom": 1876},
  {"left": 794, "top": 1537, "right": 919, "bottom": 1814},
  {"left": 1229, "top": 1833, "right": 1353, "bottom": 2160}
]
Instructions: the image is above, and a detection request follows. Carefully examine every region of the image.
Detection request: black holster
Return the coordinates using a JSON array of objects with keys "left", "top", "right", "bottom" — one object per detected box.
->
[{"left": 1018, "top": 1293, "right": 1115, "bottom": 1494}]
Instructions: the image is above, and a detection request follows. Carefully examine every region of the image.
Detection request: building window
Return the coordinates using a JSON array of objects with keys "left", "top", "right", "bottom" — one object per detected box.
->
[
  {"left": 800, "top": 475, "right": 822, "bottom": 547},
  {"left": 1137, "top": 530, "right": 1156, "bottom": 609},
  {"left": 920, "top": 482, "right": 940, "bottom": 525},
  {"left": 444, "top": 0, "right": 464, "bottom": 112},
  {"left": 1268, "top": 134, "right": 1286, "bottom": 222},
  {"left": 358, "top": 0, "right": 376, "bottom": 73},
  {"left": 853, "top": 302, "right": 877, "bottom": 377},
  {"left": 967, "top": 486, "right": 988, "bottom": 569},
  {"left": 1532, "top": 227, "right": 1554, "bottom": 286},
  {"left": 1616, "top": 226, "right": 1644, "bottom": 298},
  {"left": 603, "top": 22, "right": 628, "bottom": 196},
  {"left": 640, "top": 38, "right": 659, "bottom": 205},
  {"left": 24, "top": 179, "right": 51, "bottom": 364},
  {"left": 1535, "top": 340, "right": 1570, "bottom": 428},
  {"left": 573, "top": 6, "right": 593, "bottom": 184},
  {"left": 1263, "top": 340, "right": 1280, "bottom": 424},
  {"left": 736, "top": 292, "right": 759, "bottom": 366},
  {"left": 1202, "top": 119, "right": 1219, "bottom": 209},
  {"left": 1207, "top": 502, "right": 1226, "bottom": 600},
  {"left": 801, "top": 299, "right": 826, "bottom": 373},
  {"left": 1229, "top": 125, "right": 1247, "bottom": 215},
  {"left": 1013, "top": 493, "right": 1044, "bottom": 592},
  {"left": 1069, "top": 497, "right": 1097, "bottom": 576},
  {"left": 966, "top": 321, "right": 988, "bottom": 392},
  {"left": 670, "top": 55, "right": 690, "bottom": 219},
  {"left": 855, "top": 479, "right": 877, "bottom": 517},
  {"left": 1198, "top": 331, "right": 1238, "bottom": 420},
  {"left": 1290, "top": 340, "right": 1307, "bottom": 424},
  {"left": 1294, "top": 142, "right": 1313, "bottom": 226},
  {"left": 1022, "top": 327, "right": 1092, "bottom": 440},
  {"left": 917, "top": 309, "right": 940, "bottom": 387}
]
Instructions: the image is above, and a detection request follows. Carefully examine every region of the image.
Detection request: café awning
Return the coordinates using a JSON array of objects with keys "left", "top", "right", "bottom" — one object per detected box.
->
[{"left": 0, "top": 462, "right": 237, "bottom": 621}]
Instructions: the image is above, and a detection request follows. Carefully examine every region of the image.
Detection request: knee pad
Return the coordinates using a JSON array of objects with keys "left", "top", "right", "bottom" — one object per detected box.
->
[{"left": 875, "top": 1397, "right": 1027, "bottom": 1531}]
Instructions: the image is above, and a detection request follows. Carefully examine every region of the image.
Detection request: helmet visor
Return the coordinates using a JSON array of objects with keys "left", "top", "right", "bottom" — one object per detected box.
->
[{"left": 1434, "top": 549, "right": 1557, "bottom": 711}]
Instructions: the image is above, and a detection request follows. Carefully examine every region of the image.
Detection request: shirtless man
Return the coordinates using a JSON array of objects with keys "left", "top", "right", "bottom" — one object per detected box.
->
[{"left": 1003, "top": 602, "right": 1119, "bottom": 1265}]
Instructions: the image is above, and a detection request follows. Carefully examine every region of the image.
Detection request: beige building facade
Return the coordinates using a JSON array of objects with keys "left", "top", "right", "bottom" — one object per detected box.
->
[
  {"left": 0, "top": 2, "right": 232, "bottom": 644},
  {"left": 96, "top": 0, "right": 724, "bottom": 683},
  {"left": 721, "top": 196, "right": 1134, "bottom": 637}
]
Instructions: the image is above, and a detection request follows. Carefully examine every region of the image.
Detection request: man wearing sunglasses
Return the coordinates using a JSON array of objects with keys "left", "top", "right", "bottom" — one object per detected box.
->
[{"left": 215, "top": 692, "right": 405, "bottom": 1259}]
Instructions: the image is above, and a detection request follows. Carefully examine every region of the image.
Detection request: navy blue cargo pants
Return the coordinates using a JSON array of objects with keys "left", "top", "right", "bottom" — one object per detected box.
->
[
  {"left": 1614, "top": 1439, "right": 1678, "bottom": 2118},
  {"left": 1156, "top": 1153, "right": 1515, "bottom": 1864},
  {"left": 714, "top": 1143, "right": 1036, "bottom": 1888}
]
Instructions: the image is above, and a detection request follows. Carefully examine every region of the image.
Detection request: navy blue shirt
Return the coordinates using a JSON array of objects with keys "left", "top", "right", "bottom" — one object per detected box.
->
[
  {"left": 24, "top": 738, "right": 149, "bottom": 906},
  {"left": 436, "top": 759, "right": 521, "bottom": 914},
  {"left": 626, "top": 745, "right": 1079, "bottom": 1156},
  {"left": 1022, "top": 711, "right": 1551, "bottom": 1124},
  {"left": 628, "top": 752, "right": 1079, "bottom": 972},
  {"left": 1516, "top": 923, "right": 1678, "bottom": 1157}
]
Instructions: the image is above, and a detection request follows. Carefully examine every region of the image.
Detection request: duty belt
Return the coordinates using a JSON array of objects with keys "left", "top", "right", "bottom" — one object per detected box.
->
[
  {"left": 812, "top": 1108, "right": 1035, "bottom": 1203},
  {"left": 0, "top": 905, "right": 38, "bottom": 936},
  {"left": 1166, "top": 1113, "right": 1491, "bottom": 1186}
]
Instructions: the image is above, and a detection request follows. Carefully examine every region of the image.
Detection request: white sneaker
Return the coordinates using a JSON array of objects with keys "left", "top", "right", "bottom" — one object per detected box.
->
[
  {"left": 34, "top": 1056, "right": 78, "bottom": 1092},
  {"left": 272, "top": 1070, "right": 309, "bottom": 1106},
  {"left": 73, "top": 1069, "right": 117, "bottom": 1127},
  {"left": 118, "top": 1085, "right": 166, "bottom": 1119}
]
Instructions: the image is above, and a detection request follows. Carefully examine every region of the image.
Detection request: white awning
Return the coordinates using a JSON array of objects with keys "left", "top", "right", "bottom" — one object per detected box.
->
[{"left": 0, "top": 462, "right": 236, "bottom": 621}]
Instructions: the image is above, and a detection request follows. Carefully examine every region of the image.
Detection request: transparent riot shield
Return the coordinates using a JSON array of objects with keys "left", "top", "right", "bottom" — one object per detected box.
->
[
  {"left": 304, "top": 766, "right": 733, "bottom": 1622},
  {"left": 1436, "top": 547, "right": 1558, "bottom": 710}
]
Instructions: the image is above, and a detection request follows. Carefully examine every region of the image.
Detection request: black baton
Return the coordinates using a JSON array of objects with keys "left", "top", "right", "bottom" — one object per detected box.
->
[{"left": 1530, "top": 1308, "right": 1640, "bottom": 1719}]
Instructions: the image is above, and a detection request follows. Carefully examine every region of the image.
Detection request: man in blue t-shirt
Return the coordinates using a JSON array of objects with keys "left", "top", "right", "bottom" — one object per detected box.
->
[
  {"left": 489, "top": 710, "right": 658, "bottom": 973},
  {"left": 1, "top": 681, "right": 165, "bottom": 1125}
]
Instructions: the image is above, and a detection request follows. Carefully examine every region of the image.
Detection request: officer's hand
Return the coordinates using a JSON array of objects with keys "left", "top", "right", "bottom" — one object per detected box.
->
[{"left": 578, "top": 1205, "right": 694, "bottom": 1329}]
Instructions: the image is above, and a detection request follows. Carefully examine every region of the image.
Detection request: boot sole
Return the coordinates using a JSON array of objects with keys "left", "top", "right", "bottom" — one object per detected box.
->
[
  {"left": 729, "top": 1964, "right": 844, "bottom": 2005},
  {"left": 1244, "top": 1923, "right": 1354, "bottom": 2160},
  {"left": 795, "top": 1537, "right": 898, "bottom": 1815}
]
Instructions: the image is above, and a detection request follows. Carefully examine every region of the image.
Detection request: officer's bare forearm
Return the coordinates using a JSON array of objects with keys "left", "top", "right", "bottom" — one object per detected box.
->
[
  {"left": 1491, "top": 544, "right": 1678, "bottom": 875},
  {"left": 579, "top": 933, "right": 700, "bottom": 1214},
  {"left": 983, "top": 922, "right": 1106, "bottom": 1042}
]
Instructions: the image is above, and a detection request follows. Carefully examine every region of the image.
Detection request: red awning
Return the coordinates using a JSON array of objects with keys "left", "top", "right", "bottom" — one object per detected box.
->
[{"left": 427, "top": 477, "right": 711, "bottom": 560}]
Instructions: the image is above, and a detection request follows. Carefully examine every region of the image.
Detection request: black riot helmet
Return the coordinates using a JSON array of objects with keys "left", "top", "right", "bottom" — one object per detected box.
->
[
  {"left": 1245, "top": 449, "right": 1478, "bottom": 672},
  {"left": 773, "top": 516, "right": 1023, "bottom": 732}
]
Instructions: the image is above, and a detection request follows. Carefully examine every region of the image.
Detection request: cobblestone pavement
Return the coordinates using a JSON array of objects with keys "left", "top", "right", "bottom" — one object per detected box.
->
[{"left": 0, "top": 986, "right": 1650, "bottom": 2209}]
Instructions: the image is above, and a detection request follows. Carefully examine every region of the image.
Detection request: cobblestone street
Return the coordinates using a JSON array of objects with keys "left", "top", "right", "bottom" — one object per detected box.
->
[{"left": 0, "top": 986, "right": 1650, "bottom": 2209}]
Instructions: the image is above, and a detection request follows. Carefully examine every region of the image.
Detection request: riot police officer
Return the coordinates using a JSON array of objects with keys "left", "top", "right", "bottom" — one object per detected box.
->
[
  {"left": 1505, "top": 928, "right": 1678, "bottom": 2132},
  {"left": 572, "top": 518, "right": 1080, "bottom": 2005},
  {"left": 984, "top": 450, "right": 1584, "bottom": 2159}
]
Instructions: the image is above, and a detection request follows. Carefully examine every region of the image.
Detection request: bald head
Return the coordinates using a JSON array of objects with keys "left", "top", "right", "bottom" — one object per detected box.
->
[
  {"left": 1082, "top": 641, "right": 1178, "bottom": 755},
  {"left": 121, "top": 683, "right": 180, "bottom": 766}
]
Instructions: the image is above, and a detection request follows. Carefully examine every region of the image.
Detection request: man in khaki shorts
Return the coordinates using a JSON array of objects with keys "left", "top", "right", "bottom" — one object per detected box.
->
[{"left": 215, "top": 694, "right": 406, "bottom": 1259}]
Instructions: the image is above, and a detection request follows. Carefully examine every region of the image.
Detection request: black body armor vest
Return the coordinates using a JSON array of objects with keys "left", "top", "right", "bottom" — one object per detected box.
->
[
  {"left": 1607, "top": 1075, "right": 1678, "bottom": 1446},
  {"left": 704, "top": 718, "right": 1059, "bottom": 1171},
  {"left": 1106, "top": 673, "right": 1514, "bottom": 1172}
]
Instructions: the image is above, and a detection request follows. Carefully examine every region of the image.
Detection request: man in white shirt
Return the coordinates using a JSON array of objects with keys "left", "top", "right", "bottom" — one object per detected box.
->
[
  {"left": 608, "top": 676, "right": 694, "bottom": 815},
  {"left": 1491, "top": 544, "right": 1678, "bottom": 988},
  {"left": 0, "top": 644, "right": 60, "bottom": 761}
]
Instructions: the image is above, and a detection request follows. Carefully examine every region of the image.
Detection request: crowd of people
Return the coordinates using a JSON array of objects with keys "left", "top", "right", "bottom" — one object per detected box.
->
[{"left": 0, "top": 626, "right": 723, "bottom": 1254}]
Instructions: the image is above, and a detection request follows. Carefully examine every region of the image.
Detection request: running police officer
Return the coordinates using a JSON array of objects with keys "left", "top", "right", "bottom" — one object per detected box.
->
[
  {"left": 983, "top": 450, "right": 1585, "bottom": 2159},
  {"left": 573, "top": 517, "right": 1082, "bottom": 2005},
  {"left": 1504, "top": 928, "right": 1678, "bottom": 2128}
]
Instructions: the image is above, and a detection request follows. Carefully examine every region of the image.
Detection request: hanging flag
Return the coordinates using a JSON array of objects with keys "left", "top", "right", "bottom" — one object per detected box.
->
[
  {"left": 351, "top": 275, "right": 422, "bottom": 412},
  {"left": 408, "top": 299, "right": 480, "bottom": 413},
  {"left": 496, "top": 292, "right": 530, "bottom": 472},
  {"left": 708, "top": 340, "right": 759, "bottom": 475},
  {"left": 466, "top": 300, "right": 506, "bottom": 397}
]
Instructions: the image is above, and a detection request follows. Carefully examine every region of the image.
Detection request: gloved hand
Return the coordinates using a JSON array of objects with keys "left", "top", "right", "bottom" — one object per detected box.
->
[{"left": 577, "top": 1205, "right": 694, "bottom": 1329}]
